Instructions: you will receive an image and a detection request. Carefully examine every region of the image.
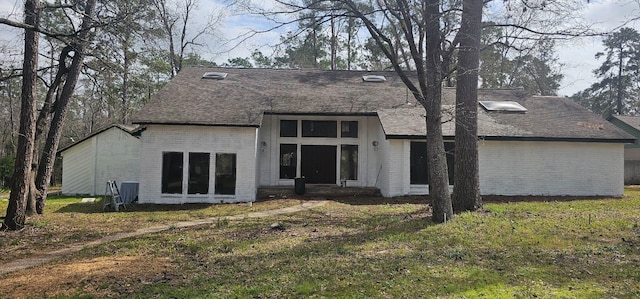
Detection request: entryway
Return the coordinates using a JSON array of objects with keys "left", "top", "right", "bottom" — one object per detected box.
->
[{"left": 301, "top": 145, "right": 336, "bottom": 184}]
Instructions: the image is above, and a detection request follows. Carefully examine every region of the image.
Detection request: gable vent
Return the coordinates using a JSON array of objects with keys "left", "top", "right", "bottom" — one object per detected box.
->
[
  {"left": 362, "top": 75, "right": 386, "bottom": 82},
  {"left": 479, "top": 101, "right": 527, "bottom": 113},
  {"left": 202, "top": 72, "right": 228, "bottom": 80}
]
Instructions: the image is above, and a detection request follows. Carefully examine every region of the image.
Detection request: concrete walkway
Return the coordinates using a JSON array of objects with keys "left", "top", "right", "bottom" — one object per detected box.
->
[{"left": 0, "top": 200, "right": 328, "bottom": 276}]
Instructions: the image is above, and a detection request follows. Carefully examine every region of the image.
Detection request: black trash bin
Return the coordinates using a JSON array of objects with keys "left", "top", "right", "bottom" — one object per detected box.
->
[{"left": 294, "top": 177, "right": 306, "bottom": 195}]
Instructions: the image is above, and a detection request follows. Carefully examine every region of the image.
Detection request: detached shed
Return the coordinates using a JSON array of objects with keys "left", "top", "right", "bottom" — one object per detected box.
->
[{"left": 59, "top": 125, "right": 141, "bottom": 195}]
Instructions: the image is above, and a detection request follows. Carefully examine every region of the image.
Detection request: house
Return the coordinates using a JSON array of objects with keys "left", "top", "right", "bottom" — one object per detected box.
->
[
  {"left": 59, "top": 124, "right": 141, "bottom": 195},
  {"left": 125, "top": 67, "right": 633, "bottom": 204},
  {"left": 607, "top": 115, "right": 640, "bottom": 184}
]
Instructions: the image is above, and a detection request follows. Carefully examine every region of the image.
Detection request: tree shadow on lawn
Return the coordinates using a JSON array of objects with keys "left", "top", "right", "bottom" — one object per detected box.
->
[
  {"left": 176, "top": 212, "right": 625, "bottom": 298},
  {"left": 294, "top": 195, "right": 431, "bottom": 206}
]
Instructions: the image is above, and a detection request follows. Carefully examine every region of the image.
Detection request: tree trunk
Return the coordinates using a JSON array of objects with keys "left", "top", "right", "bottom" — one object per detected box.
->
[
  {"left": 122, "top": 43, "right": 130, "bottom": 124},
  {"left": 616, "top": 42, "right": 623, "bottom": 115},
  {"left": 35, "top": 0, "right": 97, "bottom": 214},
  {"left": 425, "top": 0, "right": 453, "bottom": 223},
  {"left": 27, "top": 46, "right": 69, "bottom": 215},
  {"left": 26, "top": 169, "right": 38, "bottom": 216},
  {"left": 452, "top": 0, "right": 483, "bottom": 212},
  {"left": 330, "top": 13, "right": 337, "bottom": 70},
  {"left": 2, "top": 0, "right": 39, "bottom": 230}
]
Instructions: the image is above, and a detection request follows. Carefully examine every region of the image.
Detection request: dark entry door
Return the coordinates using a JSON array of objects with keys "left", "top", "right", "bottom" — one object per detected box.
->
[{"left": 301, "top": 145, "right": 337, "bottom": 184}]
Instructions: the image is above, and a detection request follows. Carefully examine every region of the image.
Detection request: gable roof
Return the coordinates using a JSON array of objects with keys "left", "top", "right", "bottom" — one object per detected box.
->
[
  {"left": 58, "top": 124, "right": 140, "bottom": 154},
  {"left": 133, "top": 67, "right": 419, "bottom": 127},
  {"left": 133, "top": 67, "right": 634, "bottom": 143}
]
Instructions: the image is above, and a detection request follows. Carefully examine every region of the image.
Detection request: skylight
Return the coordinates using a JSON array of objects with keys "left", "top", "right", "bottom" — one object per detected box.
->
[
  {"left": 479, "top": 101, "right": 527, "bottom": 113},
  {"left": 362, "top": 75, "right": 386, "bottom": 82},
  {"left": 202, "top": 72, "right": 228, "bottom": 80}
]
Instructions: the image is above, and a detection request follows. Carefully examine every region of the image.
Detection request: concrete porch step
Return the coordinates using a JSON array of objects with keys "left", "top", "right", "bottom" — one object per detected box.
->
[{"left": 257, "top": 185, "right": 382, "bottom": 200}]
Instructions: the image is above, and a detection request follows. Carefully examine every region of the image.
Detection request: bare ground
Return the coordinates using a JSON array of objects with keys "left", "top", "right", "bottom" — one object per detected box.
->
[{"left": 0, "top": 200, "right": 328, "bottom": 298}]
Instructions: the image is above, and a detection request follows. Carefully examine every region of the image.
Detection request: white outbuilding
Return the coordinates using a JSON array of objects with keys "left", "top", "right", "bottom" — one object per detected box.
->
[{"left": 59, "top": 124, "right": 141, "bottom": 195}]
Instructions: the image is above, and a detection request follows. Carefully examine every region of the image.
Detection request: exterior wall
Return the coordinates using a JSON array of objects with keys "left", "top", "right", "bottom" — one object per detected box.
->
[
  {"left": 624, "top": 147, "right": 640, "bottom": 161},
  {"left": 624, "top": 160, "right": 640, "bottom": 184},
  {"left": 396, "top": 140, "right": 624, "bottom": 197},
  {"left": 93, "top": 128, "right": 141, "bottom": 195},
  {"left": 608, "top": 118, "right": 640, "bottom": 184},
  {"left": 61, "top": 127, "right": 140, "bottom": 195},
  {"left": 378, "top": 139, "right": 406, "bottom": 197},
  {"left": 623, "top": 147, "right": 640, "bottom": 184},
  {"left": 478, "top": 140, "right": 624, "bottom": 196},
  {"left": 257, "top": 114, "right": 274, "bottom": 187},
  {"left": 257, "top": 115, "right": 383, "bottom": 188},
  {"left": 61, "top": 138, "right": 96, "bottom": 195},
  {"left": 393, "top": 139, "right": 454, "bottom": 197},
  {"left": 138, "top": 125, "right": 258, "bottom": 204},
  {"left": 367, "top": 117, "right": 385, "bottom": 192},
  {"left": 136, "top": 124, "right": 624, "bottom": 201}
]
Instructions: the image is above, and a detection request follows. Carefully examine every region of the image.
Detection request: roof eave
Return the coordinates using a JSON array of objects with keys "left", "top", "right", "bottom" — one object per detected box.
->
[
  {"left": 57, "top": 124, "right": 138, "bottom": 155},
  {"left": 384, "top": 134, "right": 635, "bottom": 143},
  {"left": 132, "top": 121, "right": 261, "bottom": 128},
  {"left": 263, "top": 111, "right": 378, "bottom": 117}
]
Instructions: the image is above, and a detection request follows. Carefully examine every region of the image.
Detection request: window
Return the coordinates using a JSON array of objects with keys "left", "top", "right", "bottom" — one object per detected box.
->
[
  {"left": 410, "top": 142, "right": 455, "bottom": 184},
  {"left": 280, "top": 144, "right": 297, "bottom": 179},
  {"left": 215, "top": 153, "right": 236, "bottom": 195},
  {"left": 302, "top": 120, "right": 337, "bottom": 137},
  {"left": 188, "top": 153, "right": 210, "bottom": 194},
  {"left": 341, "top": 121, "right": 358, "bottom": 138},
  {"left": 340, "top": 145, "right": 358, "bottom": 180},
  {"left": 162, "top": 152, "right": 183, "bottom": 194},
  {"left": 280, "top": 120, "right": 297, "bottom": 137},
  {"left": 410, "top": 143, "right": 428, "bottom": 184}
]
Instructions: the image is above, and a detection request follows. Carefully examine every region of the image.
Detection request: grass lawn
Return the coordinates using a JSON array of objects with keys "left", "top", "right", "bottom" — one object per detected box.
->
[{"left": 1, "top": 191, "right": 639, "bottom": 298}]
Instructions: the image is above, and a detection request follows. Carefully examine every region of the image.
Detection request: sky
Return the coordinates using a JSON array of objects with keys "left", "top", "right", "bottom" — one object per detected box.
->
[
  {"left": 1, "top": 0, "right": 638, "bottom": 97},
  {"left": 555, "top": 0, "right": 640, "bottom": 96}
]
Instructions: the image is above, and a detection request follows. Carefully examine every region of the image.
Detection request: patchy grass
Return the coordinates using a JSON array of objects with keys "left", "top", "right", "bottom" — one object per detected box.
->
[
  {"left": 1, "top": 191, "right": 640, "bottom": 298},
  {"left": 0, "top": 196, "right": 300, "bottom": 263}
]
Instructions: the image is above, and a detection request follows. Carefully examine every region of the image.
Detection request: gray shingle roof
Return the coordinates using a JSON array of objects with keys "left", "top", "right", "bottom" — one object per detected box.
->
[
  {"left": 133, "top": 67, "right": 418, "bottom": 126},
  {"left": 133, "top": 67, "right": 634, "bottom": 142}
]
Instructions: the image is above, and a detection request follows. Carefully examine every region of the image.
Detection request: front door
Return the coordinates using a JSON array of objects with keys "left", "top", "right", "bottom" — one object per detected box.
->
[{"left": 301, "top": 145, "right": 337, "bottom": 184}]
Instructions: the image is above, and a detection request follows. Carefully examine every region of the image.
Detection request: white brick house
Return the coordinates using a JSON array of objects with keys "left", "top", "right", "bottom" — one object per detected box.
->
[{"left": 124, "top": 67, "right": 634, "bottom": 204}]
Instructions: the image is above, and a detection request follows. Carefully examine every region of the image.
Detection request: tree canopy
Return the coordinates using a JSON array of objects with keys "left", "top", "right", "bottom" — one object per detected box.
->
[{"left": 572, "top": 27, "right": 640, "bottom": 117}]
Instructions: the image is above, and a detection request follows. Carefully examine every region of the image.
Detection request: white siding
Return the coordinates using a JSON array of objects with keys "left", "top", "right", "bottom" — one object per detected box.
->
[
  {"left": 478, "top": 140, "right": 624, "bottom": 196},
  {"left": 93, "top": 128, "right": 141, "bottom": 195},
  {"left": 138, "top": 125, "right": 258, "bottom": 204},
  {"left": 61, "top": 127, "right": 140, "bottom": 195},
  {"left": 61, "top": 138, "right": 95, "bottom": 195}
]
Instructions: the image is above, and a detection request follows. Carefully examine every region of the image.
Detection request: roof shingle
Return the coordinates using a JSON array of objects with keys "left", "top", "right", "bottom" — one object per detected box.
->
[{"left": 133, "top": 67, "right": 634, "bottom": 142}]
